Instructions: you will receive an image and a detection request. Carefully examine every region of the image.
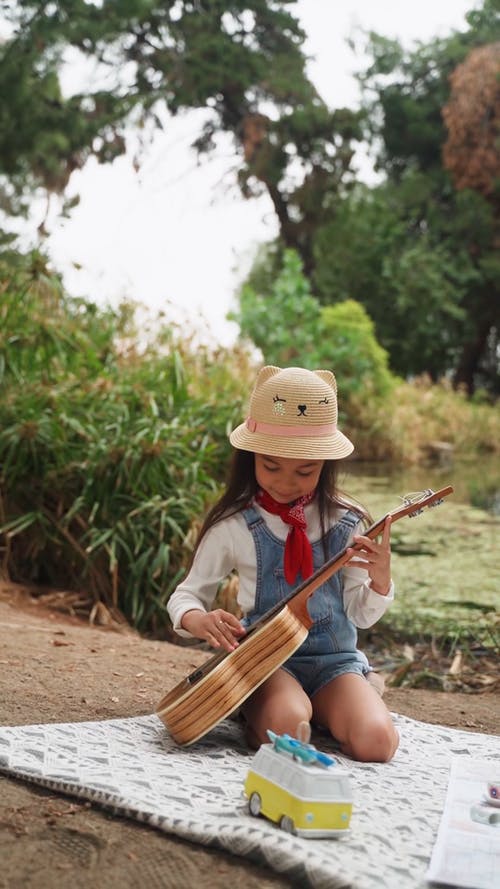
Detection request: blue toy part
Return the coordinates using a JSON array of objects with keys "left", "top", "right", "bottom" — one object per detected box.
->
[{"left": 266, "top": 730, "right": 337, "bottom": 768}]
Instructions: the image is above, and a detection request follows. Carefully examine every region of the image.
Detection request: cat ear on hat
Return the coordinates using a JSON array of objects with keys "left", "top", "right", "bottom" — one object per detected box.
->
[
  {"left": 313, "top": 369, "right": 337, "bottom": 392},
  {"left": 254, "top": 365, "right": 281, "bottom": 386}
]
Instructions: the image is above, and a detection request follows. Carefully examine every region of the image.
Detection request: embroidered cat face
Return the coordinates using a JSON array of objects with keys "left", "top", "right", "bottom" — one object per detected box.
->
[
  {"left": 272, "top": 391, "right": 330, "bottom": 419},
  {"left": 256, "top": 366, "right": 337, "bottom": 425}
]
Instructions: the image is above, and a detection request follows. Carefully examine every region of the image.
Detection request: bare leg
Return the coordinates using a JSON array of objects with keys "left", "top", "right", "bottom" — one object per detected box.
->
[
  {"left": 241, "top": 667, "right": 312, "bottom": 749},
  {"left": 312, "top": 673, "right": 399, "bottom": 762},
  {"left": 366, "top": 671, "right": 385, "bottom": 697}
]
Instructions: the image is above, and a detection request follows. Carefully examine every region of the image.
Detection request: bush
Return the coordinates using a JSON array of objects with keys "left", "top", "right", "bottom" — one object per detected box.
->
[
  {"left": 230, "top": 248, "right": 395, "bottom": 404},
  {"left": 0, "top": 251, "right": 253, "bottom": 632}
]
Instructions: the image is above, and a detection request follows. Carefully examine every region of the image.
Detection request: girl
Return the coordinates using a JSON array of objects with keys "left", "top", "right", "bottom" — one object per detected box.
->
[{"left": 167, "top": 366, "right": 399, "bottom": 762}]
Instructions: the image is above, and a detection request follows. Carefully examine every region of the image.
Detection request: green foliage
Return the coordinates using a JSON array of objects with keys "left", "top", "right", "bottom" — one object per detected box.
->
[
  {"left": 0, "top": 250, "right": 127, "bottom": 382},
  {"left": 357, "top": 0, "right": 500, "bottom": 177},
  {"left": 0, "top": 1, "right": 311, "bottom": 209},
  {"left": 0, "top": 252, "right": 250, "bottom": 632},
  {"left": 0, "top": 1, "right": 363, "bottom": 288},
  {"left": 237, "top": 2, "right": 500, "bottom": 396},
  {"left": 230, "top": 248, "right": 394, "bottom": 405},
  {"left": 1, "top": 1, "right": 499, "bottom": 397},
  {"left": 232, "top": 245, "right": 500, "bottom": 463},
  {"left": 0, "top": 5, "right": 129, "bottom": 211},
  {"left": 234, "top": 2, "right": 499, "bottom": 395},
  {"left": 313, "top": 183, "right": 474, "bottom": 381},
  {"left": 320, "top": 300, "right": 393, "bottom": 399},
  {"left": 230, "top": 249, "right": 322, "bottom": 364},
  {"left": 351, "top": 5, "right": 500, "bottom": 393}
]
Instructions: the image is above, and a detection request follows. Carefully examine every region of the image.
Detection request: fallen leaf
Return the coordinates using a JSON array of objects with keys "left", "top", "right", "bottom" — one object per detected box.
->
[{"left": 449, "top": 651, "right": 463, "bottom": 675}]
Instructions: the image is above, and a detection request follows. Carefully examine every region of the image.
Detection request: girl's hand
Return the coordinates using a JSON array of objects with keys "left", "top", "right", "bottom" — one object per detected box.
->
[
  {"left": 345, "top": 516, "right": 392, "bottom": 595},
  {"left": 181, "top": 608, "right": 246, "bottom": 652}
]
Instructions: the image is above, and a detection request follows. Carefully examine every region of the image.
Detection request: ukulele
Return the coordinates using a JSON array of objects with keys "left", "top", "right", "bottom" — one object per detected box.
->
[{"left": 156, "top": 486, "right": 453, "bottom": 745}]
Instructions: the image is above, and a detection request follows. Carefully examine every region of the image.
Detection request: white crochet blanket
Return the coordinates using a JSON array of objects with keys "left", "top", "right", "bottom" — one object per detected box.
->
[{"left": 0, "top": 713, "right": 498, "bottom": 889}]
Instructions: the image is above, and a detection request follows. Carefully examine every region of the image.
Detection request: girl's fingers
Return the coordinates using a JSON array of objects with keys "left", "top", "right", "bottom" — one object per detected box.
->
[
  {"left": 353, "top": 535, "right": 377, "bottom": 553},
  {"left": 353, "top": 519, "right": 391, "bottom": 554},
  {"left": 209, "top": 612, "right": 243, "bottom": 651},
  {"left": 382, "top": 516, "right": 392, "bottom": 546},
  {"left": 216, "top": 610, "right": 246, "bottom": 635},
  {"left": 207, "top": 628, "right": 235, "bottom": 652}
]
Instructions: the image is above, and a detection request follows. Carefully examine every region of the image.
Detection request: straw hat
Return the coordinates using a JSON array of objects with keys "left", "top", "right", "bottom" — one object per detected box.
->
[{"left": 229, "top": 366, "right": 354, "bottom": 459}]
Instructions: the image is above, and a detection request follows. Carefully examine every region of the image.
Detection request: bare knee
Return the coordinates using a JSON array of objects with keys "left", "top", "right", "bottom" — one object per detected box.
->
[
  {"left": 346, "top": 719, "right": 399, "bottom": 763},
  {"left": 242, "top": 669, "right": 313, "bottom": 749},
  {"left": 250, "top": 700, "right": 312, "bottom": 745},
  {"left": 266, "top": 701, "right": 312, "bottom": 738}
]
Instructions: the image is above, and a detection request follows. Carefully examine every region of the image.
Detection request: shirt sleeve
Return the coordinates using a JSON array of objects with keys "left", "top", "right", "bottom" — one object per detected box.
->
[
  {"left": 342, "top": 522, "right": 395, "bottom": 628},
  {"left": 166, "top": 521, "right": 237, "bottom": 637}
]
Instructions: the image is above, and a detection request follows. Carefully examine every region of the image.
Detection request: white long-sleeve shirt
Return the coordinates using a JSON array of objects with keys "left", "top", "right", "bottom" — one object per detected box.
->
[{"left": 167, "top": 501, "right": 394, "bottom": 637}]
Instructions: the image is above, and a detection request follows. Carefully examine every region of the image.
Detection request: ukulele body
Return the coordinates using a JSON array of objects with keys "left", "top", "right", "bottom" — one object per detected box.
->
[{"left": 157, "top": 604, "right": 309, "bottom": 745}]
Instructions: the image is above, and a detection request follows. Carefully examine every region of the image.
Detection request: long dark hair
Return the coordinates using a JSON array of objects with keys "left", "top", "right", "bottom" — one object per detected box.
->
[{"left": 190, "top": 449, "right": 368, "bottom": 564}]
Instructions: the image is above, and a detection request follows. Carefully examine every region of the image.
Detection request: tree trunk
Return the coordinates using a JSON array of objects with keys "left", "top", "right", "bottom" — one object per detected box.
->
[
  {"left": 453, "top": 317, "right": 494, "bottom": 395},
  {"left": 265, "top": 183, "right": 314, "bottom": 276}
]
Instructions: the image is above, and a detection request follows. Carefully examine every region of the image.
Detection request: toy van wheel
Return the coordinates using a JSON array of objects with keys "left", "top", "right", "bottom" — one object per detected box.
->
[
  {"left": 279, "top": 815, "right": 295, "bottom": 834},
  {"left": 249, "top": 792, "right": 262, "bottom": 817}
]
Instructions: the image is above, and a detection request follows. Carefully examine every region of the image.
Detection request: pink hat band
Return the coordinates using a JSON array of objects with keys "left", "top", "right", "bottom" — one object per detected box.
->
[{"left": 245, "top": 417, "right": 337, "bottom": 437}]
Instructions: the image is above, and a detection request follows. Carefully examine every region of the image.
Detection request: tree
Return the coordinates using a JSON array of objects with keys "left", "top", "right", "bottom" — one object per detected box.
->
[
  {"left": 312, "top": 183, "right": 471, "bottom": 383},
  {"left": 441, "top": 40, "right": 500, "bottom": 391},
  {"left": 319, "top": 0, "right": 500, "bottom": 394},
  {"left": 0, "top": 1, "right": 130, "bottom": 218},
  {"left": 0, "top": 0, "right": 362, "bottom": 267},
  {"left": 442, "top": 42, "right": 500, "bottom": 201},
  {"left": 236, "top": 103, "right": 364, "bottom": 275},
  {"left": 232, "top": 1, "right": 499, "bottom": 394}
]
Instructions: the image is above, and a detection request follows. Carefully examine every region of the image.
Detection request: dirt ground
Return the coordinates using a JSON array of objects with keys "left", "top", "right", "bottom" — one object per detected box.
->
[{"left": 0, "top": 583, "right": 498, "bottom": 889}]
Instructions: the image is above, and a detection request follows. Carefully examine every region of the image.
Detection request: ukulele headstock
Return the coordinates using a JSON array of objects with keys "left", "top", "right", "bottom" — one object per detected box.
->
[{"left": 390, "top": 486, "right": 453, "bottom": 520}]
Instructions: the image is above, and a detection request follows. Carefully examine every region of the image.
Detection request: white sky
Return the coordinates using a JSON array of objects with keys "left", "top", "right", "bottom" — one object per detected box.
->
[{"left": 21, "top": 0, "right": 475, "bottom": 345}]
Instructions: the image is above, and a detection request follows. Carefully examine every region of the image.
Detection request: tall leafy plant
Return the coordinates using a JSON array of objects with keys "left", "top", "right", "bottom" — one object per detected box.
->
[{"left": 0, "top": 251, "right": 250, "bottom": 632}]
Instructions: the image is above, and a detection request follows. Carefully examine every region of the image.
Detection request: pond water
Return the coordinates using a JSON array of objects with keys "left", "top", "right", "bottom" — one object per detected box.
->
[
  {"left": 345, "top": 454, "right": 500, "bottom": 516},
  {"left": 342, "top": 453, "right": 499, "bottom": 647}
]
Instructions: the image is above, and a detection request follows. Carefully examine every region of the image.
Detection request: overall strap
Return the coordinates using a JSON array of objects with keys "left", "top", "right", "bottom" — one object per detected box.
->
[
  {"left": 337, "top": 507, "right": 362, "bottom": 532},
  {"left": 241, "top": 504, "right": 263, "bottom": 529}
]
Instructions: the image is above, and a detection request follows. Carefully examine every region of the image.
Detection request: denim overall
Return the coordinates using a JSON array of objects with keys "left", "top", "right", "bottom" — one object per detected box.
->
[{"left": 241, "top": 505, "right": 370, "bottom": 698}]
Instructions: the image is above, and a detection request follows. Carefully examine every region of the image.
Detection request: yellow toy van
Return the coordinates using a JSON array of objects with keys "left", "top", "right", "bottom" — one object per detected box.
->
[{"left": 244, "top": 730, "right": 353, "bottom": 837}]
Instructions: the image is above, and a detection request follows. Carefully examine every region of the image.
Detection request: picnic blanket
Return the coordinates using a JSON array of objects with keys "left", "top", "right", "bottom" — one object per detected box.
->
[{"left": 0, "top": 712, "right": 498, "bottom": 889}]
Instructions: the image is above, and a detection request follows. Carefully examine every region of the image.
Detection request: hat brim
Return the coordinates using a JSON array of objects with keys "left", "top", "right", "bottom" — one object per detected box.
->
[{"left": 229, "top": 423, "right": 354, "bottom": 460}]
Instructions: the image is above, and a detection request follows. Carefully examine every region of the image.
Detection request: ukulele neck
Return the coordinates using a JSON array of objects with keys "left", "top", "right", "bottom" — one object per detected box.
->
[
  {"left": 247, "top": 517, "right": 366, "bottom": 632},
  {"left": 246, "top": 486, "right": 452, "bottom": 632}
]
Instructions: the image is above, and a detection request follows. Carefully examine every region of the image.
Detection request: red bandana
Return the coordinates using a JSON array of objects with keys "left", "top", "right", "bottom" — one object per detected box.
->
[{"left": 255, "top": 489, "right": 315, "bottom": 584}]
